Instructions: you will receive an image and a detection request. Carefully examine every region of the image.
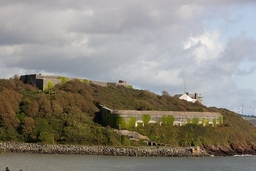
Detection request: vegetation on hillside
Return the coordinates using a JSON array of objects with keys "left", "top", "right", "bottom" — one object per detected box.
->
[{"left": 0, "top": 78, "right": 256, "bottom": 147}]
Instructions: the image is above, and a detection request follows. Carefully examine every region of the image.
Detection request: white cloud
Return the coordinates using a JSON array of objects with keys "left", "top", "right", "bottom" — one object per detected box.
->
[{"left": 183, "top": 30, "right": 225, "bottom": 65}]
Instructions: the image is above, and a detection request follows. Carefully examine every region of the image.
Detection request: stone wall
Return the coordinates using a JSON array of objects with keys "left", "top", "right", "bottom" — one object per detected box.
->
[
  {"left": 90, "top": 80, "right": 108, "bottom": 87},
  {"left": 20, "top": 74, "right": 37, "bottom": 87},
  {"left": 20, "top": 74, "right": 127, "bottom": 90},
  {"left": 0, "top": 142, "right": 208, "bottom": 157},
  {"left": 20, "top": 74, "right": 61, "bottom": 90},
  {"left": 100, "top": 106, "right": 223, "bottom": 128}
]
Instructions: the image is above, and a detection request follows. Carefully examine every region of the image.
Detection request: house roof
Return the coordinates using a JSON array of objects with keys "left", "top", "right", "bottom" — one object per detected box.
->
[{"left": 178, "top": 93, "right": 196, "bottom": 103}]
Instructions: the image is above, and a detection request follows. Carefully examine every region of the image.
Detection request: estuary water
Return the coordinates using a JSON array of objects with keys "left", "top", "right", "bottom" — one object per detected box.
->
[{"left": 0, "top": 152, "right": 255, "bottom": 171}]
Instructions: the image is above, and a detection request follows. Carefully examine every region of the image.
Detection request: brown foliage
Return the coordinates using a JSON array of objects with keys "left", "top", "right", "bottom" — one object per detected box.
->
[
  {"left": 0, "top": 88, "right": 23, "bottom": 112},
  {"left": 25, "top": 101, "right": 39, "bottom": 117},
  {"left": 21, "top": 117, "right": 35, "bottom": 134},
  {"left": 51, "top": 100, "right": 63, "bottom": 116},
  {"left": 38, "top": 95, "right": 52, "bottom": 117},
  {"left": 0, "top": 100, "right": 19, "bottom": 129},
  {"left": 0, "top": 88, "right": 21, "bottom": 129}
]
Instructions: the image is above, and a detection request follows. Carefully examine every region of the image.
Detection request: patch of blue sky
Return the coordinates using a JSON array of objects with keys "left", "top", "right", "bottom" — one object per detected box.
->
[
  {"left": 236, "top": 5, "right": 256, "bottom": 39},
  {"left": 232, "top": 59, "right": 256, "bottom": 91},
  {"left": 203, "top": 5, "right": 256, "bottom": 92},
  {"left": 203, "top": 5, "right": 256, "bottom": 43},
  {"left": 231, "top": 5, "right": 256, "bottom": 91}
]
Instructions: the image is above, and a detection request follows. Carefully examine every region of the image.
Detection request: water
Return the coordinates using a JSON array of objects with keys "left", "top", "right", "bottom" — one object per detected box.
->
[{"left": 0, "top": 152, "right": 255, "bottom": 171}]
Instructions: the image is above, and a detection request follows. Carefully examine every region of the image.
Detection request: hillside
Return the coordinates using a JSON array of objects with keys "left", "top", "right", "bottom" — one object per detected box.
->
[{"left": 0, "top": 78, "right": 256, "bottom": 155}]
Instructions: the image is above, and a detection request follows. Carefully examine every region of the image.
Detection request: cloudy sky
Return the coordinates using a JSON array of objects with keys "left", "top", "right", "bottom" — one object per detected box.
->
[{"left": 1, "top": 0, "right": 256, "bottom": 115}]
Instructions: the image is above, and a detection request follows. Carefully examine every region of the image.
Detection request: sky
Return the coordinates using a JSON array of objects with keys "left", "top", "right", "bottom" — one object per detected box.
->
[{"left": 0, "top": 0, "right": 256, "bottom": 115}]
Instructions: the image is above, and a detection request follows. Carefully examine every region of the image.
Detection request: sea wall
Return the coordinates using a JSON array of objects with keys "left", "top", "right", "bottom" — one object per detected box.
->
[{"left": 0, "top": 142, "right": 209, "bottom": 157}]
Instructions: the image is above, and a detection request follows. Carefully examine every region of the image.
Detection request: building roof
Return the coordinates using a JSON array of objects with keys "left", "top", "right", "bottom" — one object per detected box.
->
[
  {"left": 179, "top": 93, "right": 195, "bottom": 103},
  {"left": 174, "top": 93, "right": 197, "bottom": 103},
  {"left": 111, "top": 109, "right": 222, "bottom": 117}
]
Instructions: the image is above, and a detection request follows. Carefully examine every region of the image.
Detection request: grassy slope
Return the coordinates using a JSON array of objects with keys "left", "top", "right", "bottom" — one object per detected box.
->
[{"left": 0, "top": 78, "right": 256, "bottom": 147}]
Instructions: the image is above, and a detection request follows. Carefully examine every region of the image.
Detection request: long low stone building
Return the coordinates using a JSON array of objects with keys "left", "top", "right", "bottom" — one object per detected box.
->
[
  {"left": 19, "top": 74, "right": 128, "bottom": 90},
  {"left": 100, "top": 106, "right": 223, "bottom": 128}
]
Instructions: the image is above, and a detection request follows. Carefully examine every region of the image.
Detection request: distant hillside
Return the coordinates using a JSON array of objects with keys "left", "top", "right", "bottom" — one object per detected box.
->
[
  {"left": 248, "top": 120, "right": 256, "bottom": 126},
  {"left": 0, "top": 78, "right": 256, "bottom": 154},
  {"left": 242, "top": 116, "right": 256, "bottom": 126}
]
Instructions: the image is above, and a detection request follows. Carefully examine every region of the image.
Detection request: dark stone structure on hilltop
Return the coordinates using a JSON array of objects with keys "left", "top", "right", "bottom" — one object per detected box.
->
[
  {"left": 20, "top": 74, "right": 127, "bottom": 90},
  {"left": 20, "top": 74, "right": 61, "bottom": 90}
]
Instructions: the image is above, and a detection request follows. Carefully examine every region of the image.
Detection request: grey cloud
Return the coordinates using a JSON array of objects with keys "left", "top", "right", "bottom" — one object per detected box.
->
[
  {"left": 215, "top": 33, "right": 256, "bottom": 75},
  {"left": 1, "top": 0, "right": 256, "bottom": 115}
]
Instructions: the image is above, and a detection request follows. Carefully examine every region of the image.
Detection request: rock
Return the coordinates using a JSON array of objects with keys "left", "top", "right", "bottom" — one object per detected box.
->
[
  {"left": 203, "top": 143, "right": 256, "bottom": 156},
  {"left": 0, "top": 142, "right": 210, "bottom": 157}
]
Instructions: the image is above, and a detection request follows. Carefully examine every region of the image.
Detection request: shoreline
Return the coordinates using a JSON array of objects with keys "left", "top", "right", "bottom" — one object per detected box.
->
[
  {"left": 2, "top": 142, "right": 256, "bottom": 157},
  {"left": 0, "top": 142, "right": 208, "bottom": 157}
]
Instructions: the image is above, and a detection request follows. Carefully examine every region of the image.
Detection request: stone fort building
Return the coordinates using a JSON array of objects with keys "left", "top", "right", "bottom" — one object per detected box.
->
[
  {"left": 20, "top": 74, "right": 127, "bottom": 90},
  {"left": 100, "top": 105, "right": 223, "bottom": 128}
]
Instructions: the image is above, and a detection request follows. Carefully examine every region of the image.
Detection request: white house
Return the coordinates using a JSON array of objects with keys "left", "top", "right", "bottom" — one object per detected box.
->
[{"left": 178, "top": 93, "right": 197, "bottom": 103}]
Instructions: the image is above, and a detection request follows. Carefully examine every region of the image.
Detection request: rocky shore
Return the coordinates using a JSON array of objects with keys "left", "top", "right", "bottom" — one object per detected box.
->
[
  {"left": 0, "top": 142, "right": 208, "bottom": 157},
  {"left": 204, "top": 144, "right": 256, "bottom": 156}
]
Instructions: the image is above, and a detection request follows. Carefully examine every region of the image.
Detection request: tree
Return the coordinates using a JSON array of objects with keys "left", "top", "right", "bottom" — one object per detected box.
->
[
  {"left": 162, "top": 90, "right": 170, "bottom": 96},
  {"left": 21, "top": 117, "right": 35, "bottom": 134}
]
